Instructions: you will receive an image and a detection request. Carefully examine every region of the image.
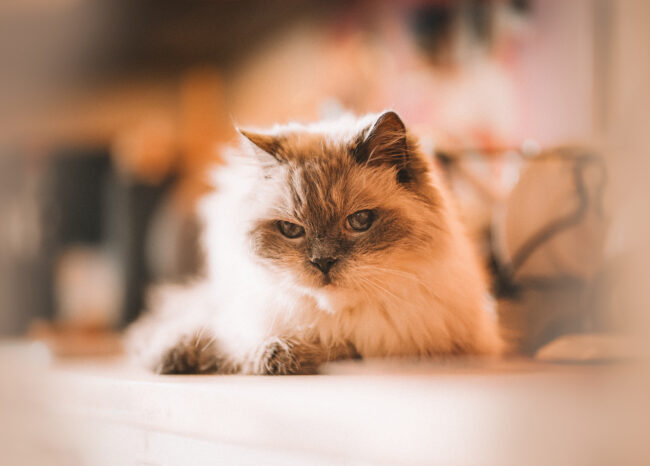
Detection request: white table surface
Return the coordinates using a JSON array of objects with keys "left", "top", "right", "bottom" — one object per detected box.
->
[{"left": 1, "top": 341, "right": 648, "bottom": 466}]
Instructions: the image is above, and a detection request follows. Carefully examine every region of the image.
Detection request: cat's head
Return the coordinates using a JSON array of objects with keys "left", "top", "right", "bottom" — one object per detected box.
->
[{"left": 238, "top": 111, "right": 447, "bottom": 293}]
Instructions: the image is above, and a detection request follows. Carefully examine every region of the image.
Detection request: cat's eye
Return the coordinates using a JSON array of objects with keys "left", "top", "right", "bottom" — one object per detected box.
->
[
  {"left": 347, "top": 210, "right": 375, "bottom": 232},
  {"left": 277, "top": 220, "right": 305, "bottom": 238}
]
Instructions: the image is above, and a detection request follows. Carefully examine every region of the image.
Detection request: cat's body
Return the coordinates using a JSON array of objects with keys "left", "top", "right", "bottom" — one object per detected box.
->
[{"left": 127, "top": 111, "right": 503, "bottom": 374}]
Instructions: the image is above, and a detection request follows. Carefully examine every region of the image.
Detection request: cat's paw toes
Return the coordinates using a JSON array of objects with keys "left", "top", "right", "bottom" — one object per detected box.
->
[
  {"left": 156, "top": 331, "right": 221, "bottom": 375},
  {"left": 258, "top": 339, "right": 298, "bottom": 375}
]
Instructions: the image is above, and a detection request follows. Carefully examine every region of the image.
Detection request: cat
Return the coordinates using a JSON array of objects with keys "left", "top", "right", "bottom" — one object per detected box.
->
[{"left": 126, "top": 111, "right": 504, "bottom": 375}]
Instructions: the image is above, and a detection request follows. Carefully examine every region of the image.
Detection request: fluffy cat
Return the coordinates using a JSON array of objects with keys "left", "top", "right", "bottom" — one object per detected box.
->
[{"left": 126, "top": 111, "right": 503, "bottom": 375}]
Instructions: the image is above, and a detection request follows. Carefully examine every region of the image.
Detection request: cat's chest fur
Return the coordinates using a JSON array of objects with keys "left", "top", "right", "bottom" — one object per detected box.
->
[{"left": 267, "top": 272, "right": 454, "bottom": 358}]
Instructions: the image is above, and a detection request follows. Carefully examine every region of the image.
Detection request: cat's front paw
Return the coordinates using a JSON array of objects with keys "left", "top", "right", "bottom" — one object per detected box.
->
[
  {"left": 247, "top": 338, "right": 323, "bottom": 375},
  {"left": 264, "top": 339, "right": 301, "bottom": 375},
  {"left": 240, "top": 338, "right": 302, "bottom": 375},
  {"left": 156, "top": 331, "right": 221, "bottom": 375}
]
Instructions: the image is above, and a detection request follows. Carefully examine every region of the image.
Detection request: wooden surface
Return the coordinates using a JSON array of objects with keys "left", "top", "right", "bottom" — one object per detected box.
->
[{"left": 0, "top": 341, "right": 648, "bottom": 466}]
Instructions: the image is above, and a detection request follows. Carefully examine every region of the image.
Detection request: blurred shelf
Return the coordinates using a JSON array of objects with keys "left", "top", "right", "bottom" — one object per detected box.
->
[{"left": 2, "top": 80, "right": 180, "bottom": 148}]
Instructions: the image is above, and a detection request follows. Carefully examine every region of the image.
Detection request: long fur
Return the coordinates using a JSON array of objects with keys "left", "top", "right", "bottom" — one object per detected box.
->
[{"left": 126, "top": 112, "right": 503, "bottom": 374}]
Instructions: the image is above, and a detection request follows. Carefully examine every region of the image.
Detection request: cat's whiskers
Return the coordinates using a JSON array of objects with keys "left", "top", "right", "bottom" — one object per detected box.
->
[
  {"left": 355, "top": 264, "right": 442, "bottom": 300},
  {"left": 194, "top": 326, "right": 206, "bottom": 348},
  {"left": 200, "top": 334, "right": 217, "bottom": 353},
  {"left": 357, "top": 275, "right": 401, "bottom": 303},
  {"left": 350, "top": 277, "right": 374, "bottom": 305},
  {"left": 356, "top": 262, "right": 418, "bottom": 277},
  {"left": 354, "top": 277, "right": 405, "bottom": 337}
]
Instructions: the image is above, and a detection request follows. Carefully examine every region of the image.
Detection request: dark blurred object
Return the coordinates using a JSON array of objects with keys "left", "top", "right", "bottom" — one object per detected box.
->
[
  {"left": 494, "top": 148, "right": 608, "bottom": 289},
  {"left": 43, "top": 149, "right": 112, "bottom": 245},
  {"left": 410, "top": 3, "right": 456, "bottom": 65},
  {"left": 1, "top": 65, "right": 228, "bottom": 336},
  {"left": 0, "top": 148, "right": 174, "bottom": 335},
  {"left": 44, "top": 149, "right": 173, "bottom": 326},
  {"left": 436, "top": 146, "right": 611, "bottom": 354},
  {"left": 409, "top": 0, "right": 530, "bottom": 66},
  {"left": 510, "top": 0, "right": 531, "bottom": 14},
  {"left": 42, "top": 150, "right": 116, "bottom": 328},
  {"left": 495, "top": 149, "right": 609, "bottom": 354},
  {"left": 0, "top": 154, "right": 48, "bottom": 335},
  {"left": 106, "top": 173, "right": 172, "bottom": 324}
]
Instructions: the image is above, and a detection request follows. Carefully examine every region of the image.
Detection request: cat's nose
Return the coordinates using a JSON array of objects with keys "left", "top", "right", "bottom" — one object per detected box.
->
[{"left": 310, "top": 257, "right": 337, "bottom": 275}]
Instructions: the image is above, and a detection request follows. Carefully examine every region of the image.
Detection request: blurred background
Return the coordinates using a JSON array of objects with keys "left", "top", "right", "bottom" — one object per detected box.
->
[{"left": 0, "top": 0, "right": 648, "bottom": 359}]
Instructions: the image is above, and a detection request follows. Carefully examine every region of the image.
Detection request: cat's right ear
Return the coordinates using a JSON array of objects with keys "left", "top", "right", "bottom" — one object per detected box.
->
[{"left": 238, "top": 129, "right": 285, "bottom": 162}]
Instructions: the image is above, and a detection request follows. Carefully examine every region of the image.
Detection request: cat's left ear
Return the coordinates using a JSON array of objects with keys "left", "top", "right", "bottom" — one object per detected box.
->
[
  {"left": 352, "top": 111, "right": 412, "bottom": 182},
  {"left": 238, "top": 129, "right": 285, "bottom": 162}
]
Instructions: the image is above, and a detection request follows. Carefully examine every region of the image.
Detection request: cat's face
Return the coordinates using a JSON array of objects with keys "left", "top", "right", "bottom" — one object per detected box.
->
[{"left": 243, "top": 112, "right": 442, "bottom": 291}]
